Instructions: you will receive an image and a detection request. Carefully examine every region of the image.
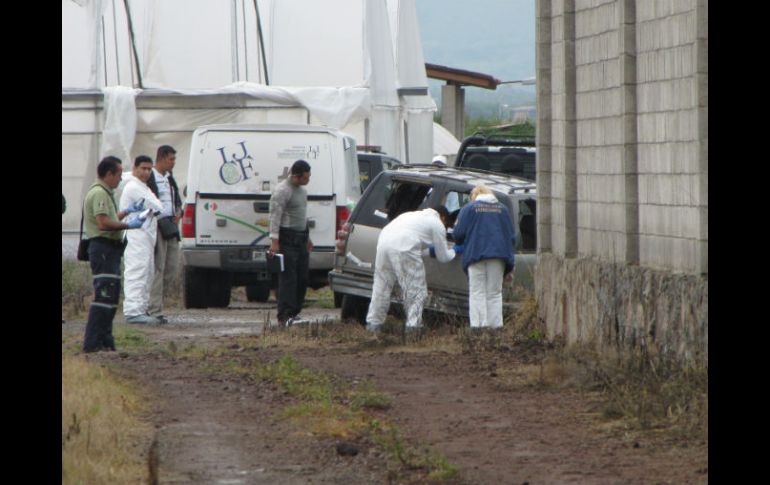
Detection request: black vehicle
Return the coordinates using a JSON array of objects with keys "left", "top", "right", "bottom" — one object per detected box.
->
[
  {"left": 455, "top": 132, "right": 536, "bottom": 181},
  {"left": 356, "top": 146, "right": 403, "bottom": 192}
]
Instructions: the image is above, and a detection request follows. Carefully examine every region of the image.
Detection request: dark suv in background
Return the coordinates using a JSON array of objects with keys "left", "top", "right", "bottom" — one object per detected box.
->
[
  {"left": 357, "top": 147, "right": 403, "bottom": 192},
  {"left": 455, "top": 132, "right": 536, "bottom": 181}
]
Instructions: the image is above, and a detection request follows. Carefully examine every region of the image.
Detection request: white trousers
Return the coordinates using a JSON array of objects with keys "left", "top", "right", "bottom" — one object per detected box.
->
[
  {"left": 366, "top": 248, "right": 427, "bottom": 328},
  {"left": 467, "top": 259, "right": 505, "bottom": 328},
  {"left": 123, "top": 229, "right": 156, "bottom": 317}
]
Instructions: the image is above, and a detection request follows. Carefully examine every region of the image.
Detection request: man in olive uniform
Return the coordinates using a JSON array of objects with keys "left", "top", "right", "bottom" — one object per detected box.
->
[{"left": 82, "top": 156, "right": 145, "bottom": 353}]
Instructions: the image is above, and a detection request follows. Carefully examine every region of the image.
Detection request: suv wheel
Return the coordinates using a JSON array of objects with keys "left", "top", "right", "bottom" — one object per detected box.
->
[
  {"left": 183, "top": 266, "right": 209, "bottom": 309},
  {"left": 207, "top": 270, "right": 232, "bottom": 308},
  {"left": 246, "top": 283, "right": 271, "bottom": 302},
  {"left": 341, "top": 294, "right": 369, "bottom": 326}
]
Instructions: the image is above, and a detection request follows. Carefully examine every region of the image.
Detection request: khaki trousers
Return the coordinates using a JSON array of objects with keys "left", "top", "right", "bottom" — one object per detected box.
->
[{"left": 149, "top": 235, "right": 180, "bottom": 316}]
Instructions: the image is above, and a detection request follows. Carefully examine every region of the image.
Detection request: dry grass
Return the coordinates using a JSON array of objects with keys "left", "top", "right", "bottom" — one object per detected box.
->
[
  {"left": 61, "top": 260, "right": 94, "bottom": 319},
  {"left": 528, "top": 344, "right": 708, "bottom": 441},
  {"left": 62, "top": 354, "right": 153, "bottom": 485}
]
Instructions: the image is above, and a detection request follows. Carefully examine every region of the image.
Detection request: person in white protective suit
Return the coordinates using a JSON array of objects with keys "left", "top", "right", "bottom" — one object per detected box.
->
[
  {"left": 120, "top": 155, "right": 164, "bottom": 324},
  {"left": 365, "top": 206, "right": 457, "bottom": 332}
]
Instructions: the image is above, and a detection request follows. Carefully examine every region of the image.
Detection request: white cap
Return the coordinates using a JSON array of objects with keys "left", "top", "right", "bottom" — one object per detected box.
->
[{"left": 432, "top": 155, "right": 448, "bottom": 166}]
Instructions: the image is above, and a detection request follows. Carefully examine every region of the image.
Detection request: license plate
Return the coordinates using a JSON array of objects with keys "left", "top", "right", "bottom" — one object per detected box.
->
[{"left": 252, "top": 250, "right": 267, "bottom": 262}]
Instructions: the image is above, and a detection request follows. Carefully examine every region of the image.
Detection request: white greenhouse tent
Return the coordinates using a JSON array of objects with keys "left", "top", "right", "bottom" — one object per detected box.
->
[{"left": 62, "top": 0, "right": 454, "bottom": 247}]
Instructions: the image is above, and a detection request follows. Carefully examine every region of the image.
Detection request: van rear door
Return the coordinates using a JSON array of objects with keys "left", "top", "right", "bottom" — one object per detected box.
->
[{"left": 192, "top": 129, "right": 337, "bottom": 248}]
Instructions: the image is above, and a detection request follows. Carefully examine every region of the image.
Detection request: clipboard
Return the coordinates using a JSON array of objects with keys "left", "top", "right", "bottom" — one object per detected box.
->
[{"left": 266, "top": 253, "right": 284, "bottom": 273}]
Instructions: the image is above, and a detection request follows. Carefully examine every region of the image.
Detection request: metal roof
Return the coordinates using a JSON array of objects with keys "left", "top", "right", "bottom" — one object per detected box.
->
[{"left": 425, "top": 63, "right": 501, "bottom": 90}]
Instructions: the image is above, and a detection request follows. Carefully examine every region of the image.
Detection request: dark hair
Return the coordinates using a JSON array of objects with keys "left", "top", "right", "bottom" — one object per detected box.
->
[
  {"left": 431, "top": 205, "right": 450, "bottom": 220},
  {"left": 156, "top": 145, "right": 176, "bottom": 160},
  {"left": 290, "top": 159, "right": 311, "bottom": 175},
  {"left": 97, "top": 156, "right": 122, "bottom": 178},
  {"left": 134, "top": 155, "right": 153, "bottom": 167}
]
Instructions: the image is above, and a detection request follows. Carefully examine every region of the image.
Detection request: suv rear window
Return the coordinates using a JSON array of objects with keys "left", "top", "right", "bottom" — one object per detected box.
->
[
  {"left": 460, "top": 147, "right": 536, "bottom": 180},
  {"left": 352, "top": 175, "right": 433, "bottom": 228}
]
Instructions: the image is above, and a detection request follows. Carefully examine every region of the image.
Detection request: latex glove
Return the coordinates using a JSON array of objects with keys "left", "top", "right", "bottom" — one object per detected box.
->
[
  {"left": 125, "top": 214, "right": 145, "bottom": 229},
  {"left": 125, "top": 198, "right": 145, "bottom": 214},
  {"left": 428, "top": 245, "right": 436, "bottom": 258},
  {"left": 453, "top": 244, "right": 464, "bottom": 255}
]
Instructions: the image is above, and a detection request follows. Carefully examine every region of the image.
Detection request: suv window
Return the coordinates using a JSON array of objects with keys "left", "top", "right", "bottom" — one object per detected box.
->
[
  {"left": 352, "top": 175, "right": 432, "bottom": 228},
  {"left": 518, "top": 198, "right": 536, "bottom": 251},
  {"left": 456, "top": 135, "right": 536, "bottom": 181},
  {"left": 358, "top": 159, "right": 372, "bottom": 191},
  {"left": 358, "top": 154, "right": 403, "bottom": 193}
]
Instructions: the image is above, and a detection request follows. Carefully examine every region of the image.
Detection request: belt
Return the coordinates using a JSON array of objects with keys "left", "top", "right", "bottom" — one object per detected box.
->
[
  {"left": 279, "top": 227, "right": 309, "bottom": 246},
  {"left": 90, "top": 236, "right": 126, "bottom": 247}
]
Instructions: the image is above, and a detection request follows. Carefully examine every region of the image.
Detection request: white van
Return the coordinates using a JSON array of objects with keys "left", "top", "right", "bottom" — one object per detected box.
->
[{"left": 181, "top": 124, "right": 361, "bottom": 308}]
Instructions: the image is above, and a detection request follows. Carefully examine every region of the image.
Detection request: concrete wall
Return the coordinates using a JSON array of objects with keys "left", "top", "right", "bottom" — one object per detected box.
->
[{"left": 535, "top": 0, "right": 707, "bottom": 362}]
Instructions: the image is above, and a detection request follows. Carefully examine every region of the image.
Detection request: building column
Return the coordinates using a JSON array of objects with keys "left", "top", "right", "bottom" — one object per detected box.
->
[
  {"left": 620, "top": 0, "right": 639, "bottom": 265},
  {"left": 536, "top": 0, "right": 552, "bottom": 253},
  {"left": 441, "top": 83, "right": 465, "bottom": 140}
]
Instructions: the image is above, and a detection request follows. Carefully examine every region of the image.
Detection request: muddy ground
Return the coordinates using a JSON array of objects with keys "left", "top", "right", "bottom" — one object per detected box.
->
[{"left": 62, "top": 297, "right": 707, "bottom": 485}]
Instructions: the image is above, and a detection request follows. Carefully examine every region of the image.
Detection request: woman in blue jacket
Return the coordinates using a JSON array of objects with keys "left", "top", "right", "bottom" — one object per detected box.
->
[{"left": 452, "top": 185, "right": 516, "bottom": 329}]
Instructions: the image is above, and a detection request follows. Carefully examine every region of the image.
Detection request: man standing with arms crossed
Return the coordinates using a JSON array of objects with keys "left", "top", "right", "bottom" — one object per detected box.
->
[
  {"left": 147, "top": 145, "right": 183, "bottom": 324},
  {"left": 82, "top": 156, "right": 146, "bottom": 353},
  {"left": 269, "top": 160, "right": 313, "bottom": 327}
]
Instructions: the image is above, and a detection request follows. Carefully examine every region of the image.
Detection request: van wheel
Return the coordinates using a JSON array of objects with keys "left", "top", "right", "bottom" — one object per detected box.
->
[
  {"left": 246, "top": 283, "right": 271, "bottom": 302},
  {"left": 183, "top": 267, "right": 209, "bottom": 309},
  {"left": 333, "top": 291, "right": 344, "bottom": 308},
  {"left": 341, "top": 294, "right": 369, "bottom": 326},
  {"left": 207, "top": 270, "right": 232, "bottom": 308}
]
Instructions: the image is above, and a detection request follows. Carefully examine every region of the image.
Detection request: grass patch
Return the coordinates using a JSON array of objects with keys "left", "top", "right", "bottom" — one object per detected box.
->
[
  {"left": 62, "top": 259, "right": 93, "bottom": 319},
  {"left": 62, "top": 354, "right": 153, "bottom": 485},
  {"left": 113, "top": 325, "right": 153, "bottom": 352},
  {"left": 307, "top": 286, "right": 336, "bottom": 309}
]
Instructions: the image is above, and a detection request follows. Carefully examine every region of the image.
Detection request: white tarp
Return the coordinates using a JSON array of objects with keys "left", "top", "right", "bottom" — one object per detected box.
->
[
  {"left": 432, "top": 122, "right": 461, "bottom": 163},
  {"left": 62, "top": 0, "right": 437, "bottom": 245}
]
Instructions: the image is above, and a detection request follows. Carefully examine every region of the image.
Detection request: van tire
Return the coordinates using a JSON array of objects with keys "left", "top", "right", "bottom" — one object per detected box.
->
[
  {"left": 333, "top": 291, "right": 344, "bottom": 308},
  {"left": 341, "top": 294, "right": 369, "bottom": 326},
  {"left": 246, "top": 283, "right": 271, "bottom": 302},
  {"left": 183, "top": 267, "right": 209, "bottom": 309},
  {"left": 207, "top": 270, "right": 232, "bottom": 308}
]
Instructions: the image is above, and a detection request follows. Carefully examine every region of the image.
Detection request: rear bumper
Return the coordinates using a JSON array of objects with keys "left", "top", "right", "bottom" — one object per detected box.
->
[{"left": 183, "top": 246, "right": 335, "bottom": 272}]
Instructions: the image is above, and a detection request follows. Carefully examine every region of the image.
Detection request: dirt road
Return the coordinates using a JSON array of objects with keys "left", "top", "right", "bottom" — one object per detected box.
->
[{"left": 63, "top": 300, "right": 707, "bottom": 484}]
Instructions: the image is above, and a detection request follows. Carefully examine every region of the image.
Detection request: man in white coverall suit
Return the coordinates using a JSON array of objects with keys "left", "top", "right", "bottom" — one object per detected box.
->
[
  {"left": 365, "top": 206, "right": 457, "bottom": 332},
  {"left": 120, "top": 155, "right": 164, "bottom": 324}
]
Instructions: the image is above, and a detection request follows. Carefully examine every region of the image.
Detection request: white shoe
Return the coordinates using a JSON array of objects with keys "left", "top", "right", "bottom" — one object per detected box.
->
[{"left": 126, "top": 314, "right": 160, "bottom": 325}]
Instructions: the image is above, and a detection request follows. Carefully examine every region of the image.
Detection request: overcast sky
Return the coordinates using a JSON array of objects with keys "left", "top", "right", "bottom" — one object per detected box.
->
[{"left": 415, "top": 0, "right": 536, "bottom": 82}]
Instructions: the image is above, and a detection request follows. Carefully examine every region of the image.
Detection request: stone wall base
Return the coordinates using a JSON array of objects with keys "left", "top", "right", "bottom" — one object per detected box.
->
[{"left": 535, "top": 253, "right": 708, "bottom": 364}]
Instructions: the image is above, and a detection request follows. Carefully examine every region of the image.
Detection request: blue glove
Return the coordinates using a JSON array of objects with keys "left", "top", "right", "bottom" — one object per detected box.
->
[
  {"left": 125, "top": 198, "right": 145, "bottom": 214},
  {"left": 126, "top": 214, "right": 144, "bottom": 229},
  {"left": 428, "top": 245, "right": 436, "bottom": 258},
  {"left": 453, "top": 244, "right": 464, "bottom": 254}
]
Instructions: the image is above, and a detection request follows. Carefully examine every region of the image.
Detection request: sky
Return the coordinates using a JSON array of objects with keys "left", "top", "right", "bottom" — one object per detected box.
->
[{"left": 414, "top": 0, "right": 537, "bottom": 114}]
